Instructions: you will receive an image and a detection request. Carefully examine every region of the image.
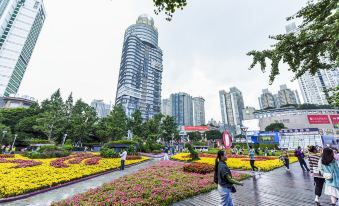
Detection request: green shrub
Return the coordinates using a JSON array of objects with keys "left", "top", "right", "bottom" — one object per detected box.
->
[
  {"left": 24, "top": 148, "right": 71, "bottom": 159},
  {"left": 100, "top": 147, "right": 119, "bottom": 158},
  {"left": 186, "top": 143, "right": 199, "bottom": 160},
  {"left": 127, "top": 145, "right": 137, "bottom": 155},
  {"left": 62, "top": 145, "right": 73, "bottom": 151},
  {"left": 104, "top": 140, "right": 137, "bottom": 149}
]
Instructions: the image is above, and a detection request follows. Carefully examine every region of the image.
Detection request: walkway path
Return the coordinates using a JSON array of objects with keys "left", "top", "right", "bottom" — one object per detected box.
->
[
  {"left": 1, "top": 158, "right": 160, "bottom": 206},
  {"left": 174, "top": 162, "right": 332, "bottom": 206}
]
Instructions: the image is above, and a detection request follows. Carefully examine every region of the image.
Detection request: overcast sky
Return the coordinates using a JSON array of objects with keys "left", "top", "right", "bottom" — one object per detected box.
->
[{"left": 18, "top": 0, "right": 307, "bottom": 122}]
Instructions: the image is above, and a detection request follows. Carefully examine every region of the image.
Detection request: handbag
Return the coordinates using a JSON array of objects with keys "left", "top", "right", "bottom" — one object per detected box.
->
[{"left": 230, "top": 185, "right": 236, "bottom": 193}]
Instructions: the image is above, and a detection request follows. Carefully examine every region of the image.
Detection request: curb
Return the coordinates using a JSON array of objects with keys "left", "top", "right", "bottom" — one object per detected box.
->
[{"left": 0, "top": 159, "right": 151, "bottom": 203}]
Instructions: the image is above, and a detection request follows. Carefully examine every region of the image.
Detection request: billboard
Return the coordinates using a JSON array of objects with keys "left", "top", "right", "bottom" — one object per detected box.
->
[
  {"left": 307, "top": 115, "right": 330, "bottom": 124},
  {"left": 183, "top": 126, "right": 210, "bottom": 131},
  {"left": 330, "top": 115, "right": 339, "bottom": 128}
]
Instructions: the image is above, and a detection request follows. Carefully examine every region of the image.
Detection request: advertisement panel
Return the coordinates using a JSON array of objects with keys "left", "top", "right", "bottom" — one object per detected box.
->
[
  {"left": 307, "top": 115, "right": 330, "bottom": 124},
  {"left": 330, "top": 115, "right": 339, "bottom": 129},
  {"left": 222, "top": 131, "right": 232, "bottom": 149},
  {"left": 183, "top": 126, "right": 210, "bottom": 131}
]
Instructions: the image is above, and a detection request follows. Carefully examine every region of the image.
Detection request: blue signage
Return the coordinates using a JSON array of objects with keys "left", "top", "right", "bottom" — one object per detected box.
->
[{"left": 280, "top": 128, "right": 319, "bottom": 133}]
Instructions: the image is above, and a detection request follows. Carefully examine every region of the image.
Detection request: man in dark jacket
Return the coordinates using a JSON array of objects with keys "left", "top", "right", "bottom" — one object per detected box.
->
[{"left": 296, "top": 146, "right": 310, "bottom": 172}]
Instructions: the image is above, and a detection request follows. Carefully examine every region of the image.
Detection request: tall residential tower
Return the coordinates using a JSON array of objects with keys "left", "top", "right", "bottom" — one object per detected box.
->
[
  {"left": 192, "top": 97, "right": 205, "bottom": 126},
  {"left": 115, "top": 14, "right": 163, "bottom": 120},
  {"left": 0, "top": 0, "right": 46, "bottom": 96}
]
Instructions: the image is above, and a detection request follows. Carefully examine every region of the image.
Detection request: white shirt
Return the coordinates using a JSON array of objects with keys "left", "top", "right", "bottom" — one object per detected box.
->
[{"left": 120, "top": 151, "right": 127, "bottom": 160}]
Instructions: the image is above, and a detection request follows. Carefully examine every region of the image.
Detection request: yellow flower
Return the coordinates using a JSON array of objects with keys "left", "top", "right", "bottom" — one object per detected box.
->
[{"left": 0, "top": 154, "right": 148, "bottom": 198}]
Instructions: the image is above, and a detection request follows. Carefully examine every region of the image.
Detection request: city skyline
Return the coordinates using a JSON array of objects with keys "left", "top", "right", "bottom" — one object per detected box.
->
[{"left": 15, "top": 0, "right": 307, "bottom": 122}]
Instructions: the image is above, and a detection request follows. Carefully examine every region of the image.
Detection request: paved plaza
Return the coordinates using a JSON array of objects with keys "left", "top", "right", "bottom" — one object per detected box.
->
[
  {"left": 175, "top": 162, "right": 332, "bottom": 206},
  {"left": 1, "top": 160, "right": 333, "bottom": 206}
]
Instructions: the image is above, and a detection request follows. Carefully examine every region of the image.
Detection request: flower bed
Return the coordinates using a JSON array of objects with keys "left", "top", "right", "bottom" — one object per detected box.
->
[
  {"left": 0, "top": 154, "right": 15, "bottom": 158},
  {"left": 172, "top": 153, "right": 298, "bottom": 172},
  {"left": 126, "top": 155, "right": 142, "bottom": 160},
  {"left": 0, "top": 154, "right": 148, "bottom": 198},
  {"left": 52, "top": 160, "right": 249, "bottom": 206},
  {"left": 183, "top": 162, "right": 214, "bottom": 174}
]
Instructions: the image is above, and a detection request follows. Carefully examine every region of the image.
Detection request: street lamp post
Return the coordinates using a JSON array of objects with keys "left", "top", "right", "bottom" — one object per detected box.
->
[
  {"left": 11, "top": 134, "right": 17, "bottom": 150},
  {"left": 1, "top": 131, "right": 7, "bottom": 145},
  {"left": 241, "top": 127, "right": 250, "bottom": 150}
]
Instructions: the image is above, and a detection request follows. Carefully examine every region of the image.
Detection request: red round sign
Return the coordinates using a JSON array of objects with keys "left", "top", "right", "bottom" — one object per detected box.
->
[{"left": 222, "top": 131, "right": 232, "bottom": 149}]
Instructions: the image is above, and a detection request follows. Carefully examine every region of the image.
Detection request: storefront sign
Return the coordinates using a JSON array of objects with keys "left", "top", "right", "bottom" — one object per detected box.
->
[
  {"left": 307, "top": 115, "right": 330, "bottom": 124},
  {"left": 183, "top": 126, "right": 210, "bottom": 131}
]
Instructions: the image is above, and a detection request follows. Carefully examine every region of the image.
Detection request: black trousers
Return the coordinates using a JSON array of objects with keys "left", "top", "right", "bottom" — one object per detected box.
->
[
  {"left": 284, "top": 157, "right": 289, "bottom": 169},
  {"left": 250, "top": 160, "right": 258, "bottom": 171},
  {"left": 298, "top": 158, "right": 310, "bottom": 171},
  {"left": 314, "top": 177, "right": 325, "bottom": 197},
  {"left": 120, "top": 160, "right": 125, "bottom": 170}
]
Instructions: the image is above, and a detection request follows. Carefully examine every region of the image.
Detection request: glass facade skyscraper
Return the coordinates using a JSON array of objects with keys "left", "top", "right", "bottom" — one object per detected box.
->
[
  {"left": 115, "top": 14, "right": 163, "bottom": 120},
  {"left": 193, "top": 97, "right": 205, "bottom": 126},
  {"left": 0, "top": 0, "right": 46, "bottom": 96},
  {"left": 170, "top": 92, "right": 193, "bottom": 126}
]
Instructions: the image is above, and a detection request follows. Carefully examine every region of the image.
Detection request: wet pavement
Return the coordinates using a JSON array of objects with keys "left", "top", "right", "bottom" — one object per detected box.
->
[
  {"left": 174, "top": 162, "right": 333, "bottom": 206},
  {"left": 1, "top": 158, "right": 160, "bottom": 206}
]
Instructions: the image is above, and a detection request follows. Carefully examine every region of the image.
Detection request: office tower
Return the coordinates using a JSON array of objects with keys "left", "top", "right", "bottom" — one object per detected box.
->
[
  {"left": 242, "top": 106, "right": 256, "bottom": 120},
  {"left": 0, "top": 0, "right": 46, "bottom": 96},
  {"left": 219, "top": 87, "right": 244, "bottom": 130},
  {"left": 161, "top": 98, "right": 171, "bottom": 116},
  {"left": 91, "top": 99, "right": 111, "bottom": 118},
  {"left": 285, "top": 23, "right": 339, "bottom": 105},
  {"left": 259, "top": 89, "right": 276, "bottom": 109},
  {"left": 115, "top": 14, "right": 163, "bottom": 120},
  {"left": 298, "top": 70, "right": 339, "bottom": 105},
  {"left": 170, "top": 92, "right": 193, "bottom": 126},
  {"left": 277, "top": 84, "right": 298, "bottom": 106},
  {"left": 192, "top": 97, "right": 205, "bottom": 126}
]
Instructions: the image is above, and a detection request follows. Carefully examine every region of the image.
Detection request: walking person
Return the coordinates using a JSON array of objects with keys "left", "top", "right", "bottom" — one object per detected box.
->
[
  {"left": 265, "top": 147, "right": 269, "bottom": 156},
  {"left": 279, "top": 149, "right": 290, "bottom": 170},
  {"left": 308, "top": 146, "right": 325, "bottom": 205},
  {"left": 214, "top": 150, "right": 243, "bottom": 206},
  {"left": 249, "top": 146, "right": 260, "bottom": 175},
  {"left": 319, "top": 148, "right": 339, "bottom": 206},
  {"left": 296, "top": 146, "right": 310, "bottom": 172},
  {"left": 119, "top": 149, "right": 127, "bottom": 171}
]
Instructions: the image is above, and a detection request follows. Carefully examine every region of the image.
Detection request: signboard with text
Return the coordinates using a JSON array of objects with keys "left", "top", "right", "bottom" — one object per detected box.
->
[
  {"left": 183, "top": 126, "right": 210, "bottom": 132},
  {"left": 307, "top": 115, "right": 330, "bottom": 124}
]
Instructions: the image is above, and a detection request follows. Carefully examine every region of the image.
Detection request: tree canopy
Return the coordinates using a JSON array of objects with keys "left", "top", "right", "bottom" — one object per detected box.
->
[
  {"left": 247, "top": 0, "right": 338, "bottom": 84},
  {"left": 265, "top": 123, "right": 285, "bottom": 132},
  {"left": 153, "top": 0, "right": 187, "bottom": 21}
]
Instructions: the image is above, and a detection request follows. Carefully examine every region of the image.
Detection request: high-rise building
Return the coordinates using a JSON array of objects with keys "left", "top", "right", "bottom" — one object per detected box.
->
[
  {"left": 219, "top": 87, "right": 244, "bottom": 133},
  {"left": 91, "top": 100, "right": 111, "bottom": 118},
  {"left": 277, "top": 84, "right": 298, "bottom": 106},
  {"left": 259, "top": 89, "right": 276, "bottom": 109},
  {"left": 161, "top": 98, "right": 171, "bottom": 116},
  {"left": 192, "top": 97, "right": 205, "bottom": 126},
  {"left": 170, "top": 92, "right": 193, "bottom": 126},
  {"left": 285, "top": 23, "right": 339, "bottom": 105},
  {"left": 115, "top": 14, "right": 163, "bottom": 120},
  {"left": 0, "top": 0, "right": 46, "bottom": 96},
  {"left": 298, "top": 70, "right": 339, "bottom": 105},
  {"left": 242, "top": 106, "right": 256, "bottom": 120},
  {"left": 294, "top": 90, "right": 301, "bottom": 105}
]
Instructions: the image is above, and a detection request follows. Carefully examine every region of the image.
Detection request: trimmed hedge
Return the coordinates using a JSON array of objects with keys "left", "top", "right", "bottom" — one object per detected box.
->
[
  {"left": 183, "top": 163, "right": 214, "bottom": 174},
  {"left": 24, "top": 145, "right": 71, "bottom": 159}
]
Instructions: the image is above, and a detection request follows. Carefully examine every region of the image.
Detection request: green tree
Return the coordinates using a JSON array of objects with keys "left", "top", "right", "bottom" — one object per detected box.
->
[
  {"left": 69, "top": 99, "right": 97, "bottom": 145},
  {"left": 187, "top": 131, "right": 202, "bottom": 142},
  {"left": 153, "top": 0, "right": 187, "bottom": 21},
  {"left": 143, "top": 113, "right": 163, "bottom": 142},
  {"left": 128, "top": 110, "right": 143, "bottom": 137},
  {"left": 265, "top": 123, "right": 285, "bottom": 132},
  {"left": 205, "top": 130, "right": 222, "bottom": 140},
  {"left": 0, "top": 124, "right": 12, "bottom": 145},
  {"left": 327, "top": 86, "right": 339, "bottom": 107},
  {"left": 247, "top": 0, "right": 338, "bottom": 84},
  {"left": 33, "top": 89, "right": 66, "bottom": 141},
  {"left": 161, "top": 115, "right": 178, "bottom": 143},
  {"left": 106, "top": 104, "right": 127, "bottom": 140}
]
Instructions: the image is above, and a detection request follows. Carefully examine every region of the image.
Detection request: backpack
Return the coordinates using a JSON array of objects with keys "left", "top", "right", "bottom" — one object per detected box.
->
[{"left": 294, "top": 150, "right": 298, "bottom": 157}]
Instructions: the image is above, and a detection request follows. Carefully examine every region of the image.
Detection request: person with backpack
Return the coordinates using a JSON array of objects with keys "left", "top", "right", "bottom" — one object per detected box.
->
[
  {"left": 249, "top": 145, "right": 260, "bottom": 175},
  {"left": 319, "top": 148, "right": 339, "bottom": 206},
  {"left": 296, "top": 146, "right": 310, "bottom": 172},
  {"left": 279, "top": 149, "right": 290, "bottom": 170},
  {"left": 214, "top": 150, "right": 243, "bottom": 206},
  {"left": 308, "top": 146, "right": 325, "bottom": 205}
]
